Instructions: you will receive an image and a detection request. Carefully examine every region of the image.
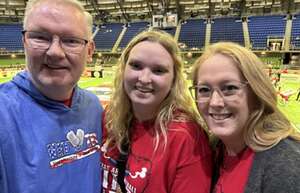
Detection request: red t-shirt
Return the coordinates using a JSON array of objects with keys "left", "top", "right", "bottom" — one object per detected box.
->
[
  {"left": 101, "top": 114, "right": 212, "bottom": 193},
  {"left": 213, "top": 147, "right": 254, "bottom": 193},
  {"left": 61, "top": 90, "right": 74, "bottom": 107}
]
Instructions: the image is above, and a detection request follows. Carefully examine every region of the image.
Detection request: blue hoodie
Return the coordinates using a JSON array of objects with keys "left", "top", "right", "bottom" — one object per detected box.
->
[{"left": 0, "top": 71, "right": 103, "bottom": 193}]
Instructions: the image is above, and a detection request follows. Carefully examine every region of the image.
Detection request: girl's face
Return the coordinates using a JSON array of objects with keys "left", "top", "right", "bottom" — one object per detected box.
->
[{"left": 124, "top": 41, "right": 174, "bottom": 121}]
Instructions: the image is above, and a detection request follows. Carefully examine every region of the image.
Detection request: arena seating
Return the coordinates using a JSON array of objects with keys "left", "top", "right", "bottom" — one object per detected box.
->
[
  {"left": 178, "top": 19, "right": 206, "bottom": 49},
  {"left": 248, "top": 15, "right": 286, "bottom": 50},
  {"left": 291, "top": 14, "right": 300, "bottom": 50},
  {"left": 118, "top": 21, "right": 149, "bottom": 49},
  {"left": 0, "top": 14, "right": 297, "bottom": 53},
  {"left": 211, "top": 17, "right": 244, "bottom": 46},
  {"left": 0, "top": 24, "right": 23, "bottom": 51},
  {"left": 93, "top": 23, "right": 123, "bottom": 51},
  {"left": 161, "top": 27, "right": 176, "bottom": 36}
]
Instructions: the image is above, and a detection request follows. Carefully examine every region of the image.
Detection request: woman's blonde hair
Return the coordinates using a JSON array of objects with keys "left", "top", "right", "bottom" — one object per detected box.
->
[
  {"left": 105, "top": 30, "right": 203, "bottom": 152},
  {"left": 192, "top": 42, "right": 300, "bottom": 152}
]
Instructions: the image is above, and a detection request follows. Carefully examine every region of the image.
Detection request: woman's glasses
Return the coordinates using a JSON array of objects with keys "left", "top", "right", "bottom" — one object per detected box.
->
[{"left": 189, "top": 81, "right": 248, "bottom": 103}]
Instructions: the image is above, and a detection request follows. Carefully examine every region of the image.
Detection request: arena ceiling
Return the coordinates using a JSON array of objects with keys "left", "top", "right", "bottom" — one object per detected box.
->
[{"left": 1, "top": 0, "right": 300, "bottom": 23}]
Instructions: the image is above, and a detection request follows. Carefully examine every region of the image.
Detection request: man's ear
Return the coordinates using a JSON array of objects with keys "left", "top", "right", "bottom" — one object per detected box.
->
[
  {"left": 87, "top": 41, "right": 95, "bottom": 64},
  {"left": 22, "top": 36, "right": 26, "bottom": 48},
  {"left": 22, "top": 36, "right": 29, "bottom": 55}
]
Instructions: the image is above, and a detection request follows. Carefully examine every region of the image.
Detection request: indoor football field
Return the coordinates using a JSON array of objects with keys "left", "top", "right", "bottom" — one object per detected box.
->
[{"left": 1, "top": 64, "right": 299, "bottom": 131}]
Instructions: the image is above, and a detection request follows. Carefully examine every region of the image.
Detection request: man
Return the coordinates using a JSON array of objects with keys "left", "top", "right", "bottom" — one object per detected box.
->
[{"left": 0, "top": 0, "right": 103, "bottom": 192}]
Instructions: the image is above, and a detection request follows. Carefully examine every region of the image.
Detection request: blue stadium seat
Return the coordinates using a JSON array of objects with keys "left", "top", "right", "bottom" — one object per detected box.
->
[
  {"left": 211, "top": 17, "right": 244, "bottom": 46},
  {"left": 291, "top": 14, "right": 300, "bottom": 50},
  {"left": 248, "top": 15, "right": 286, "bottom": 50},
  {"left": 0, "top": 24, "right": 23, "bottom": 51},
  {"left": 118, "top": 22, "right": 149, "bottom": 49},
  {"left": 93, "top": 23, "right": 123, "bottom": 51},
  {"left": 178, "top": 19, "right": 206, "bottom": 50}
]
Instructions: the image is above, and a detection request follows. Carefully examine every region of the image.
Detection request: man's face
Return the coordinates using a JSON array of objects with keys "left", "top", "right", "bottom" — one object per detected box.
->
[{"left": 23, "top": 1, "right": 94, "bottom": 100}]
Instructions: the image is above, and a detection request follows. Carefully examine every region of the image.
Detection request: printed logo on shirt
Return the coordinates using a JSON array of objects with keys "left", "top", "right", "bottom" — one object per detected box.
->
[
  {"left": 101, "top": 149, "right": 152, "bottom": 193},
  {"left": 47, "top": 131, "right": 100, "bottom": 168},
  {"left": 125, "top": 154, "right": 152, "bottom": 193}
]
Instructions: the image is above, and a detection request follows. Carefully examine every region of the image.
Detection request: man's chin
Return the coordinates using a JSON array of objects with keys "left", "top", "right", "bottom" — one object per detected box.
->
[{"left": 38, "top": 78, "right": 75, "bottom": 90}]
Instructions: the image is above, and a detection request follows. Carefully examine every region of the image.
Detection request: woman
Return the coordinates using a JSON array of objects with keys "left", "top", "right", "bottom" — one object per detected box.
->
[
  {"left": 190, "top": 42, "right": 300, "bottom": 193},
  {"left": 101, "top": 30, "right": 212, "bottom": 193}
]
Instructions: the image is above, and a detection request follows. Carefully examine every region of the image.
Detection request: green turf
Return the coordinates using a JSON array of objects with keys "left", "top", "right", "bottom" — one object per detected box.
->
[
  {"left": 0, "top": 58, "right": 25, "bottom": 66},
  {"left": 78, "top": 76, "right": 113, "bottom": 88},
  {"left": 1, "top": 71, "right": 299, "bottom": 130},
  {"left": 276, "top": 74, "right": 300, "bottom": 130},
  {"left": 0, "top": 77, "right": 12, "bottom": 83},
  {"left": 0, "top": 75, "right": 114, "bottom": 88}
]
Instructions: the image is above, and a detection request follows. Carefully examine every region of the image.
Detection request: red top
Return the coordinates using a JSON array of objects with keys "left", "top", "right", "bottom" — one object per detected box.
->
[
  {"left": 101, "top": 113, "right": 212, "bottom": 193},
  {"left": 62, "top": 90, "right": 74, "bottom": 107},
  {"left": 213, "top": 147, "right": 255, "bottom": 193},
  {"left": 62, "top": 98, "right": 72, "bottom": 107}
]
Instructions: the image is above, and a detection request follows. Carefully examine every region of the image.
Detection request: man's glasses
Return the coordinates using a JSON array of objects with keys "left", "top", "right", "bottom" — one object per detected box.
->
[
  {"left": 189, "top": 81, "right": 248, "bottom": 103},
  {"left": 22, "top": 30, "right": 88, "bottom": 54}
]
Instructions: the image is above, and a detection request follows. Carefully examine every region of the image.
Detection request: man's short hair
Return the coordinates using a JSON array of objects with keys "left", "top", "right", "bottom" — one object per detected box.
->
[{"left": 23, "top": 0, "right": 93, "bottom": 39}]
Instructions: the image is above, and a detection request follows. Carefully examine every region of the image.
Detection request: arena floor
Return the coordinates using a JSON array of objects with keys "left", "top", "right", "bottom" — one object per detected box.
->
[{"left": 1, "top": 69, "right": 299, "bottom": 130}]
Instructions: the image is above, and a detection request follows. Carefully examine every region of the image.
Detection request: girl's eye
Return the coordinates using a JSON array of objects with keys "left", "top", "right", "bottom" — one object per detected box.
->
[
  {"left": 128, "top": 62, "right": 142, "bottom": 70},
  {"left": 153, "top": 68, "right": 167, "bottom": 75}
]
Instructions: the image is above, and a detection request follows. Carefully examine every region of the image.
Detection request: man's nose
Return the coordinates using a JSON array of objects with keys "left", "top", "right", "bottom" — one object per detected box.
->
[{"left": 46, "top": 37, "right": 66, "bottom": 59}]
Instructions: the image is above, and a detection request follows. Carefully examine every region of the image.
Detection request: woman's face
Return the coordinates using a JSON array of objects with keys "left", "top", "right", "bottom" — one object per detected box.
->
[
  {"left": 124, "top": 41, "right": 174, "bottom": 121},
  {"left": 196, "top": 53, "right": 253, "bottom": 144}
]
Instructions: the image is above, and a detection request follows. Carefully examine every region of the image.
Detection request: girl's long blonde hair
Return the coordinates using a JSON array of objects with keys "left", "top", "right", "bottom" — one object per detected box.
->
[{"left": 105, "top": 30, "right": 204, "bottom": 152}]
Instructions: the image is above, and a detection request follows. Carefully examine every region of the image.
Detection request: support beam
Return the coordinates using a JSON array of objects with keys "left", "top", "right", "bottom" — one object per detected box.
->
[{"left": 116, "top": 0, "right": 130, "bottom": 22}]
